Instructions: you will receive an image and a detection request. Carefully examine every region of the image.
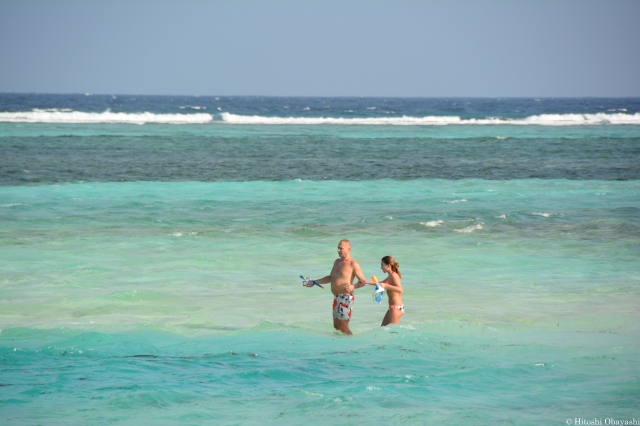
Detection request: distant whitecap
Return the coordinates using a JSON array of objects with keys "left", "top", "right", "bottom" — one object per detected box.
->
[
  {"left": 455, "top": 223, "right": 483, "bottom": 233},
  {"left": 420, "top": 220, "right": 443, "bottom": 227}
]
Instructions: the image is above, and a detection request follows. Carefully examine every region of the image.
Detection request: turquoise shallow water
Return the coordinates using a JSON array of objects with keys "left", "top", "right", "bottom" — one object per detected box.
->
[
  {"left": 1, "top": 179, "right": 639, "bottom": 424},
  {"left": 2, "top": 324, "right": 638, "bottom": 425},
  {"left": 2, "top": 96, "right": 640, "bottom": 424}
]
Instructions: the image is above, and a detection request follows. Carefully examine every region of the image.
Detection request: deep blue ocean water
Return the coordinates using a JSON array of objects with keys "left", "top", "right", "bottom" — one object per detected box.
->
[{"left": 1, "top": 94, "right": 639, "bottom": 424}]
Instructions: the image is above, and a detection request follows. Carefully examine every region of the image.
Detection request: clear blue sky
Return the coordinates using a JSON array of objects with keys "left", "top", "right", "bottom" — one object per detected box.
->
[{"left": 1, "top": 0, "right": 639, "bottom": 97}]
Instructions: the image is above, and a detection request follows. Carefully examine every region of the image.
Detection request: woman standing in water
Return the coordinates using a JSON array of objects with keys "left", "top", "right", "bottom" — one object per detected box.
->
[{"left": 369, "top": 256, "right": 404, "bottom": 326}]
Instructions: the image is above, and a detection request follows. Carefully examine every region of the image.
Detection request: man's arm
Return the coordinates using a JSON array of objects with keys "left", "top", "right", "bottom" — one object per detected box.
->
[
  {"left": 352, "top": 261, "right": 367, "bottom": 289},
  {"left": 314, "top": 275, "right": 332, "bottom": 285}
]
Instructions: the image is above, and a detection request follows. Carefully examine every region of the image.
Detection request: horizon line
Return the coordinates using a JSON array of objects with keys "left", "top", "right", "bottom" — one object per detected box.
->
[{"left": 3, "top": 92, "right": 640, "bottom": 99}]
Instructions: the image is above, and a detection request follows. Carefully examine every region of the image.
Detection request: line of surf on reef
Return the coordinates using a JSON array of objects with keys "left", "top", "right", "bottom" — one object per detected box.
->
[{"left": 2, "top": 109, "right": 640, "bottom": 125}]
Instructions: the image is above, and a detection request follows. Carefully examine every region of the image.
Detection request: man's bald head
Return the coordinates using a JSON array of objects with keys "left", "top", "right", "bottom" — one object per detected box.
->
[{"left": 337, "top": 239, "right": 351, "bottom": 259}]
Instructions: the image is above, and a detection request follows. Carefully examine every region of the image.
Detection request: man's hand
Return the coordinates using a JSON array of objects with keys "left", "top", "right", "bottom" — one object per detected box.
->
[{"left": 345, "top": 283, "right": 354, "bottom": 293}]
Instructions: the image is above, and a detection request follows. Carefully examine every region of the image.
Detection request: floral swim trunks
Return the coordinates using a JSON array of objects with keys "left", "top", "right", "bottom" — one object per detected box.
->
[{"left": 332, "top": 293, "right": 354, "bottom": 321}]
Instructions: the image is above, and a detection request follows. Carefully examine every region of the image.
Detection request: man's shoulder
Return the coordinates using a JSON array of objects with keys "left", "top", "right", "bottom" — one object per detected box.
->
[{"left": 345, "top": 257, "right": 360, "bottom": 267}]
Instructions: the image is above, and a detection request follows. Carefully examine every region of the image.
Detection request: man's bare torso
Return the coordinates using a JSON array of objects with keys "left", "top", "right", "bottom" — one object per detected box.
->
[{"left": 330, "top": 258, "right": 356, "bottom": 295}]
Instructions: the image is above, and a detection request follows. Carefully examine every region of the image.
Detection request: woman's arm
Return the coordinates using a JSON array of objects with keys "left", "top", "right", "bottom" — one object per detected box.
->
[
  {"left": 365, "top": 276, "right": 385, "bottom": 285},
  {"left": 380, "top": 276, "right": 403, "bottom": 293}
]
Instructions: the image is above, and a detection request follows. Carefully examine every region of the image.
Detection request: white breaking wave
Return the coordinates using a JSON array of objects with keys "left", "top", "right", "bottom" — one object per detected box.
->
[
  {"left": 0, "top": 109, "right": 213, "bottom": 124},
  {"left": 220, "top": 112, "right": 640, "bottom": 126},
  {"left": 420, "top": 220, "right": 444, "bottom": 227},
  {"left": 4, "top": 109, "right": 639, "bottom": 126},
  {"left": 455, "top": 223, "right": 484, "bottom": 233}
]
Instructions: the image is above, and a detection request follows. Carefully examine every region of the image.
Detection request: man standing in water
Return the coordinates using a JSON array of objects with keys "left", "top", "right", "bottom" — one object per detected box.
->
[{"left": 312, "top": 240, "right": 367, "bottom": 335}]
